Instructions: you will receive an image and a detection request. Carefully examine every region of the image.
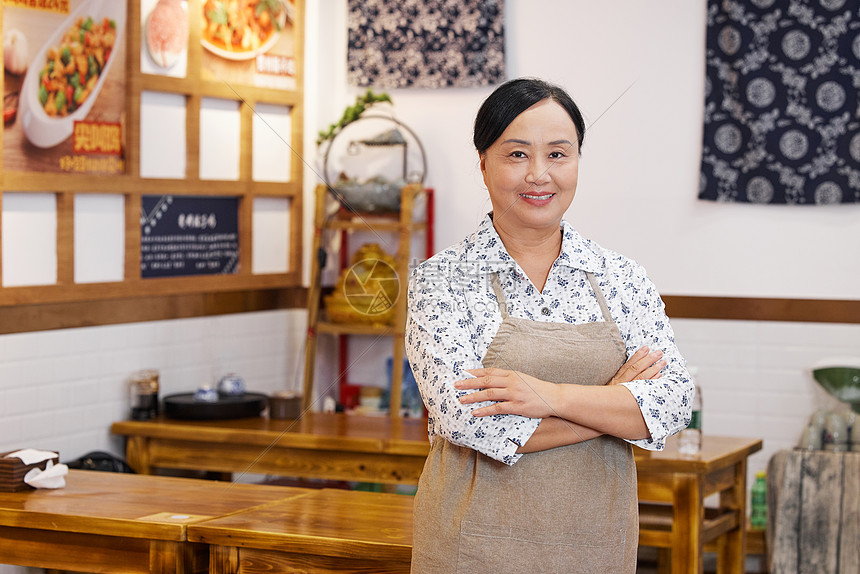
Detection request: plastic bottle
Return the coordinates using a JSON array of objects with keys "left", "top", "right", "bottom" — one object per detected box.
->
[
  {"left": 750, "top": 471, "right": 768, "bottom": 530},
  {"left": 678, "top": 369, "right": 702, "bottom": 456}
]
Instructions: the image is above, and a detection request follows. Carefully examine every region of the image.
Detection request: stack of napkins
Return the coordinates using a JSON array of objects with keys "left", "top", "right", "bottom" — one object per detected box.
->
[{"left": 0, "top": 449, "right": 67, "bottom": 492}]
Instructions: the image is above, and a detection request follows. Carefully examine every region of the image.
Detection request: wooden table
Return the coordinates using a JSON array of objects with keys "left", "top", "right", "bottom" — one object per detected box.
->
[
  {"left": 112, "top": 415, "right": 761, "bottom": 573},
  {"left": 0, "top": 469, "right": 308, "bottom": 574},
  {"left": 111, "top": 413, "right": 430, "bottom": 485},
  {"left": 189, "top": 488, "right": 414, "bottom": 573},
  {"left": 636, "top": 435, "right": 763, "bottom": 574}
]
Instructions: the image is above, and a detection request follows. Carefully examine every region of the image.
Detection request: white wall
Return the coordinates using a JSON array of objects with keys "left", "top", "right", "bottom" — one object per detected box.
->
[{"left": 307, "top": 0, "right": 860, "bottom": 299}]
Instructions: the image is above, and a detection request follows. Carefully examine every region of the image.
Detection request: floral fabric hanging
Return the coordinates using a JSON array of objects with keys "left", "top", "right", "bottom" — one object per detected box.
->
[
  {"left": 347, "top": 0, "right": 505, "bottom": 89},
  {"left": 700, "top": 0, "right": 860, "bottom": 205}
]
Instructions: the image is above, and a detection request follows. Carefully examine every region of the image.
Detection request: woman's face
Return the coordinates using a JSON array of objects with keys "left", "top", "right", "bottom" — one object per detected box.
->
[{"left": 479, "top": 99, "right": 580, "bottom": 234}]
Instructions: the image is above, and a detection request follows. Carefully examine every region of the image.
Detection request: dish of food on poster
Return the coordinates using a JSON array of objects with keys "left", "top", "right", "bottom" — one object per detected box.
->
[
  {"left": 140, "top": 195, "right": 239, "bottom": 278},
  {"left": 200, "top": 0, "right": 297, "bottom": 91},
  {"left": 140, "top": 0, "right": 189, "bottom": 78},
  {"left": 2, "top": 0, "right": 127, "bottom": 175}
]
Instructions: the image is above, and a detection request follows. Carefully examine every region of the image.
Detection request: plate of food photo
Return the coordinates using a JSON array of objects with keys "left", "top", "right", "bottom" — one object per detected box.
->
[
  {"left": 201, "top": 0, "right": 293, "bottom": 61},
  {"left": 18, "top": 0, "right": 126, "bottom": 148}
]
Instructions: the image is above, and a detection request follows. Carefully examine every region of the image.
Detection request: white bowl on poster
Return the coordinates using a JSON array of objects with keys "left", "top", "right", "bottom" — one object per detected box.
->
[
  {"left": 201, "top": 31, "right": 280, "bottom": 62},
  {"left": 18, "top": 0, "right": 126, "bottom": 149}
]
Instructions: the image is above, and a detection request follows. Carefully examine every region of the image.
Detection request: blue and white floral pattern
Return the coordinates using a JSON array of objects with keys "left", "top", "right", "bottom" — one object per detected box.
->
[
  {"left": 406, "top": 215, "right": 694, "bottom": 465},
  {"left": 347, "top": 0, "right": 505, "bottom": 89},
  {"left": 700, "top": 0, "right": 860, "bottom": 204}
]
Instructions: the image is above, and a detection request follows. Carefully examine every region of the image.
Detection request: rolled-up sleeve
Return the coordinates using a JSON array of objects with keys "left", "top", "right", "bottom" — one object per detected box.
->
[
  {"left": 609, "top": 259, "right": 694, "bottom": 451},
  {"left": 406, "top": 263, "right": 540, "bottom": 465}
]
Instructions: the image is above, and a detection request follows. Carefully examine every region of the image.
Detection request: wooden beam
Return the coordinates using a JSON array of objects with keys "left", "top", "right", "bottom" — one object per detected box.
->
[
  {"left": 663, "top": 295, "right": 860, "bottom": 324},
  {"left": 0, "top": 288, "right": 307, "bottom": 334}
]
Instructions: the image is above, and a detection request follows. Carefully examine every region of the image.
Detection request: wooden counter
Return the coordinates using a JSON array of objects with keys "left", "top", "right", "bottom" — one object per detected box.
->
[{"left": 0, "top": 469, "right": 309, "bottom": 573}]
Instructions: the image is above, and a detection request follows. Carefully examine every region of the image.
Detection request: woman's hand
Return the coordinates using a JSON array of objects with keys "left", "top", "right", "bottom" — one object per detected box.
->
[
  {"left": 607, "top": 346, "right": 666, "bottom": 385},
  {"left": 455, "top": 368, "right": 560, "bottom": 418}
]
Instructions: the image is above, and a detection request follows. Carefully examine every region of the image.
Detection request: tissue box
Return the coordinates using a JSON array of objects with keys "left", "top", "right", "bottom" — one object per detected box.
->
[{"left": 0, "top": 450, "right": 60, "bottom": 492}]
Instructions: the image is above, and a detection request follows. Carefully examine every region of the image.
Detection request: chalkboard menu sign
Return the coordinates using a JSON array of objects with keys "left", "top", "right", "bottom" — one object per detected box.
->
[{"left": 141, "top": 195, "right": 239, "bottom": 278}]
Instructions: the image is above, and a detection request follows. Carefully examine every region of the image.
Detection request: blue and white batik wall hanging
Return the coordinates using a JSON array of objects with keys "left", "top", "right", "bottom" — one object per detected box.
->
[
  {"left": 347, "top": 0, "right": 505, "bottom": 89},
  {"left": 700, "top": 0, "right": 860, "bottom": 205}
]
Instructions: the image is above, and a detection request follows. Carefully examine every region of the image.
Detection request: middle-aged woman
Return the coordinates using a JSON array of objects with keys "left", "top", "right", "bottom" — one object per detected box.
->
[{"left": 405, "top": 78, "right": 694, "bottom": 573}]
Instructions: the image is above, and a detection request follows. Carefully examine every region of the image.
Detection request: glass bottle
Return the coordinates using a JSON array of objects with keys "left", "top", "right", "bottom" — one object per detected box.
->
[
  {"left": 129, "top": 369, "right": 160, "bottom": 420},
  {"left": 678, "top": 368, "right": 702, "bottom": 456},
  {"left": 750, "top": 471, "right": 768, "bottom": 530}
]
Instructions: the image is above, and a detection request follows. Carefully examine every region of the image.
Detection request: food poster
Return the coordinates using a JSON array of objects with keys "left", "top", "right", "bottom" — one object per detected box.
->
[
  {"left": 200, "top": 0, "right": 297, "bottom": 91},
  {"left": 2, "top": 0, "right": 127, "bottom": 174},
  {"left": 140, "top": 0, "right": 188, "bottom": 78}
]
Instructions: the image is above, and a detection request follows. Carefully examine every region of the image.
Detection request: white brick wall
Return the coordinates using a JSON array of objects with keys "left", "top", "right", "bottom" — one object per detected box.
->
[
  {"left": 671, "top": 318, "right": 860, "bottom": 488},
  {"left": 0, "top": 310, "right": 308, "bottom": 463},
  {"left": 1, "top": 314, "right": 858, "bottom": 573}
]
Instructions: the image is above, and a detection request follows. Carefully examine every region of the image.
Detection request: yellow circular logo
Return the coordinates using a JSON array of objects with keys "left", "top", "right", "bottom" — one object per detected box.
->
[{"left": 343, "top": 258, "right": 400, "bottom": 316}]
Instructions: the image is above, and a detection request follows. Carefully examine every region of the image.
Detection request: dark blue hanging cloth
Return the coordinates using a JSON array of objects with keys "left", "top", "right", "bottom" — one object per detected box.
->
[{"left": 700, "top": 0, "right": 860, "bottom": 205}]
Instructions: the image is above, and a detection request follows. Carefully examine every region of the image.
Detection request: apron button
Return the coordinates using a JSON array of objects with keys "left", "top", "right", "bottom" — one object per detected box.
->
[{"left": 541, "top": 307, "right": 550, "bottom": 316}]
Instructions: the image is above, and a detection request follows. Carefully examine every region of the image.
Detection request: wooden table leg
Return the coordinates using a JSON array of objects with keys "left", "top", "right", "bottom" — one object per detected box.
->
[
  {"left": 126, "top": 435, "right": 152, "bottom": 475},
  {"left": 673, "top": 472, "right": 704, "bottom": 574},
  {"left": 717, "top": 460, "right": 748, "bottom": 574}
]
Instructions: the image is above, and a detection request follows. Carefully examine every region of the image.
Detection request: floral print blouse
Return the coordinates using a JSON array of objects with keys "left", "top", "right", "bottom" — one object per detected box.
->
[{"left": 405, "top": 215, "right": 693, "bottom": 465}]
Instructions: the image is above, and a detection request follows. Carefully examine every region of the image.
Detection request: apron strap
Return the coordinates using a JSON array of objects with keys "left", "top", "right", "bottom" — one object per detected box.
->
[
  {"left": 586, "top": 272, "right": 614, "bottom": 323},
  {"left": 489, "top": 273, "right": 509, "bottom": 319}
]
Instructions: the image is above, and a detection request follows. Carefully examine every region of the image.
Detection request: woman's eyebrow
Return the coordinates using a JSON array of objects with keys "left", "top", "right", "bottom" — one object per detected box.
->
[{"left": 500, "top": 139, "right": 573, "bottom": 146}]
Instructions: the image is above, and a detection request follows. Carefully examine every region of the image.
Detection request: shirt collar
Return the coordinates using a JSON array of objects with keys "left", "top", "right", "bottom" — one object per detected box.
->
[{"left": 467, "top": 214, "right": 603, "bottom": 274}]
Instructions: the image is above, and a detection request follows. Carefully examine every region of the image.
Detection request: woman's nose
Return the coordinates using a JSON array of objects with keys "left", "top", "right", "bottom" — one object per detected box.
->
[{"left": 526, "top": 158, "right": 552, "bottom": 184}]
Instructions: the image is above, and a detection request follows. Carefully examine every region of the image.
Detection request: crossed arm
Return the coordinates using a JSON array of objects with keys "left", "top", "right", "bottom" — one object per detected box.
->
[{"left": 455, "top": 346, "right": 665, "bottom": 453}]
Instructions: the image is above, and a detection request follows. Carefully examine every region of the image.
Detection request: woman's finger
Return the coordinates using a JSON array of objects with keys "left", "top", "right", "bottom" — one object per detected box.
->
[
  {"left": 456, "top": 370, "right": 513, "bottom": 390},
  {"left": 459, "top": 385, "right": 505, "bottom": 405},
  {"left": 616, "top": 347, "right": 650, "bottom": 378},
  {"left": 610, "top": 347, "right": 664, "bottom": 384},
  {"left": 639, "top": 359, "right": 667, "bottom": 380},
  {"left": 471, "top": 401, "right": 507, "bottom": 417},
  {"left": 465, "top": 367, "right": 510, "bottom": 378}
]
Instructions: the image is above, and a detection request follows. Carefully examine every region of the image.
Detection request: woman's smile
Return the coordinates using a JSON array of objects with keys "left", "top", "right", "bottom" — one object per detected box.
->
[{"left": 519, "top": 191, "right": 556, "bottom": 203}]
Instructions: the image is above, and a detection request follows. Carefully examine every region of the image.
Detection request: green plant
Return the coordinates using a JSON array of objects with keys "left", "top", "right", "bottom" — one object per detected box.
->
[{"left": 317, "top": 89, "right": 392, "bottom": 146}]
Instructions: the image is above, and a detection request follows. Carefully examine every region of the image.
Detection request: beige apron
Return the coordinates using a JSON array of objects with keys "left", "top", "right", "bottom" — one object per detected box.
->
[{"left": 412, "top": 272, "right": 638, "bottom": 573}]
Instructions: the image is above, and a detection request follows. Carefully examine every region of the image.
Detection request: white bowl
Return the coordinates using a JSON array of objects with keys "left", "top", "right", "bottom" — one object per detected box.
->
[{"left": 18, "top": 0, "right": 126, "bottom": 149}]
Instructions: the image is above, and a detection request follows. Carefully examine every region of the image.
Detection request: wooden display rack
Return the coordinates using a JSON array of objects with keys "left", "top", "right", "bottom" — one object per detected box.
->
[{"left": 302, "top": 183, "right": 433, "bottom": 417}]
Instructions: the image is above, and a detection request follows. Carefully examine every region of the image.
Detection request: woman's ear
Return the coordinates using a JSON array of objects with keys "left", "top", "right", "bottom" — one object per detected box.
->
[{"left": 478, "top": 152, "right": 490, "bottom": 188}]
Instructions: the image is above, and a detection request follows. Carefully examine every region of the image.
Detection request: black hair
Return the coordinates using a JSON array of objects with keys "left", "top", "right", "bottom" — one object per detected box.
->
[{"left": 473, "top": 78, "right": 586, "bottom": 155}]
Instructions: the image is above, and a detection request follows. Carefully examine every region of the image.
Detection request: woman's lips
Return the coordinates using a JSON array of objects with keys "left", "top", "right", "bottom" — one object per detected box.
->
[{"left": 519, "top": 192, "right": 555, "bottom": 202}]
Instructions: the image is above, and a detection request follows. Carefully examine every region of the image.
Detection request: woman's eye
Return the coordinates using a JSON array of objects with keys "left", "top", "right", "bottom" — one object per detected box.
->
[
  {"left": 549, "top": 151, "right": 566, "bottom": 159},
  {"left": 509, "top": 151, "right": 527, "bottom": 158}
]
